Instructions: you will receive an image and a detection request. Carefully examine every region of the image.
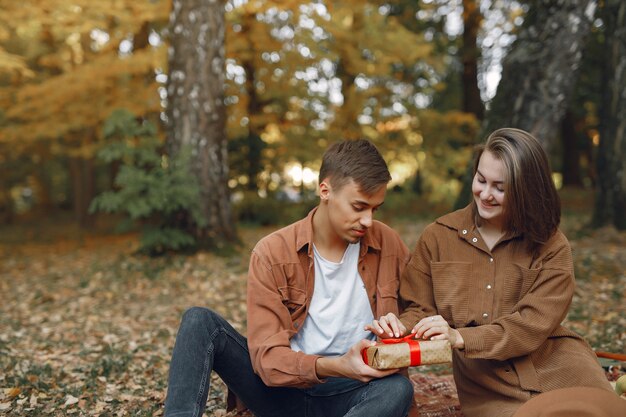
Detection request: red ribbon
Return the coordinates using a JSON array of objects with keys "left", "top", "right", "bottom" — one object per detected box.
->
[{"left": 362, "top": 334, "right": 422, "bottom": 366}]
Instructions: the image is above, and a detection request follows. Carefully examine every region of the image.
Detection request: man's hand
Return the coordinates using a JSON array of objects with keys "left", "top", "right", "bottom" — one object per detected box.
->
[
  {"left": 364, "top": 312, "right": 407, "bottom": 339},
  {"left": 315, "top": 339, "right": 400, "bottom": 382},
  {"left": 411, "top": 315, "right": 465, "bottom": 349}
]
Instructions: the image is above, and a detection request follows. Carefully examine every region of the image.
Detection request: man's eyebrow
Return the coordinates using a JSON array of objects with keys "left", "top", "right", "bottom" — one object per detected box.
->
[{"left": 353, "top": 199, "right": 385, "bottom": 207}]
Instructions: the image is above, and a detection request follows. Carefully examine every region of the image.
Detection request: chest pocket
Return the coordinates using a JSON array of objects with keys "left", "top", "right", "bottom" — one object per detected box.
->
[
  {"left": 430, "top": 261, "right": 471, "bottom": 326},
  {"left": 274, "top": 262, "right": 307, "bottom": 316},
  {"left": 501, "top": 263, "right": 541, "bottom": 315},
  {"left": 278, "top": 286, "right": 306, "bottom": 315},
  {"left": 376, "top": 281, "right": 399, "bottom": 317}
]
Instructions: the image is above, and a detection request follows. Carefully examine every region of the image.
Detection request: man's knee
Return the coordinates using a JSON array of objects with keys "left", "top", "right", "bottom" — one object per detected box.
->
[
  {"left": 382, "top": 375, "right": 413, "bottom": 413},
  {"left": 181, "top": 306, "right": 221, "bottom": 332},
  {"left": 394, "top": 376, "right": 414, "bottom": 406},
  {"left": 363, "top": 375, "right": 413, "bottom": 417}
]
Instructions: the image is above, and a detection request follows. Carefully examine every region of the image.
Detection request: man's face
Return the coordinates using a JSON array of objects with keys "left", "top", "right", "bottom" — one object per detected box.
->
[{"left": 320, "top": 178, "right": 386, "bottom": 244}]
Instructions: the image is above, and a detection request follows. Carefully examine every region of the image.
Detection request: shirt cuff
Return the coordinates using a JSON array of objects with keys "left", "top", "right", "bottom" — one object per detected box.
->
[
  {"left": 300, "top": 353, "right": 324, "bottom": 385},
  {"left": 457, "top": 328, "right": 484, "bottom": 356}
]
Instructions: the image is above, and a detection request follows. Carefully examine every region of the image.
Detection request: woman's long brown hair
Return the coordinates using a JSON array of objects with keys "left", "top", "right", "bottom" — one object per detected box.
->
[{"left": 472, "top": 128, "right": 561, "bottom": 254}]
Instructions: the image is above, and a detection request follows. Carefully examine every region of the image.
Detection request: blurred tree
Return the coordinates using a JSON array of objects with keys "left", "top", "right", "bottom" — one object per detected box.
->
[
  {"left": 561, "top": 13, "right": 606, "bottom": 189},
  {"left": 0, "top": 0, "right": 505, "bottom": 220},
  {"left": 166, "top": 0, "right": 236, "bottom": 245},
  {"left": 484, "top": 0, "right": 594, "bottom": 152},
  {"left": 225, "top": 2, "right": 288, "bottom": 192},
  {"left": 0, "top": 0, "right": 168, "bottom": 225},
  {"left": 324, "top": 1, "right": 438, "bottom": 139},
  {"left": 560, "top": 110, "right": 584, "bottom": 187},
  {"left": 223, "top": 1, "right": 449, "bottom": 196},
  {"left": 593, "top": 0, "right": 626, "bottom": 230},
  {"left": 90, "top": 109, "right": 204, "bottom": 255},
  {"left": 455, "top": 0, "right": 595, "bottom": 208},
  {"left": 461, "top": 0, "right": 484, "bottom": 120}
]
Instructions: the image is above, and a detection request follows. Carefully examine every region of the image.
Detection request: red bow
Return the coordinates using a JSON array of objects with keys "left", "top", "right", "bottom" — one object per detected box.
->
[{"left": 362, "top": 334, "right": 422, "bottom": 366}]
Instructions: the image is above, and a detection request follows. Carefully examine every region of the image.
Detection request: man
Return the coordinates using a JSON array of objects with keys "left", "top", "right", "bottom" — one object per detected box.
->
[{"left": 164, "top": 139, "right": 413, "bottom": 417}]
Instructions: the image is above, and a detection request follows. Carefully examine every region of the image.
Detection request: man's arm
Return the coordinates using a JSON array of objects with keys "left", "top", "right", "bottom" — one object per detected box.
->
[
  {"left": 315, "top": 340, "right": 400, "bottom": 382},
  {"left": 246, "top": 250, "right": 322, "bottom": 388}
]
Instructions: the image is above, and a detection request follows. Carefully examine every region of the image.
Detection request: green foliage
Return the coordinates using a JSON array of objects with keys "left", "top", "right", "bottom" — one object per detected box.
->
[
  {"left": 379, "top": 188, "right": 448, "bottom": 222},
  {"left": 90, "top": 109, "right": 205, "bottom": 255},
  {"left": 233, "top": 191, "right": 316, "bottom": 226}
]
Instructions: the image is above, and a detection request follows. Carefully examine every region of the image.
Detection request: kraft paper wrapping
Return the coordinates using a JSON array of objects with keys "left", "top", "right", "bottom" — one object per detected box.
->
[{"left": 362, "top": 339, "right": 452, "bottom": 370}]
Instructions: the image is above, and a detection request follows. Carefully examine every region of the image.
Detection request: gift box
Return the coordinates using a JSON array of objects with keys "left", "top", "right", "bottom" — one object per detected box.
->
[{"left": 361, "top": 335, "right": 452, "bottom": 370}]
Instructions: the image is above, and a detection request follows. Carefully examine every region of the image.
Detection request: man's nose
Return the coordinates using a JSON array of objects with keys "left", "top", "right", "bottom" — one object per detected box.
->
[{"left": 360, "top": 212, "right": 373, "bottom": 228}]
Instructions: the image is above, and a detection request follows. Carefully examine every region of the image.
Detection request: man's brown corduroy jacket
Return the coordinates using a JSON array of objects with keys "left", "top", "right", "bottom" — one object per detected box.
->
[{"left": 246, "top": 207, "right": 410, "bottom": 387}]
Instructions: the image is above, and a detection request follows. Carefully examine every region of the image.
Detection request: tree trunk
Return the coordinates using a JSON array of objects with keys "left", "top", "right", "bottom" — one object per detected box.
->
[
  {"left": 0, "top": 187, "right": 14, "bottom": 224},
  {"left": 166, "top": 0, "right": 236, "bottom": 244},
  {"left": 560, "top": 110, "right": 583, "bottom": 187},
  {"left": 69, "top": 157, "right": 96, "bottom": 228},
  {"left": 454, "top": 0, "right": 595, "bottom": 209},
  {"left": 330, "top": 9, "right": 363, "bottom": 141},
  {"left": 593, "top": 0, "right": 626, "bottom": 229},
  {"left": 486, "top": 0, "right": 595, "bottom": 151},
  {"left": 242, "top": 56, "right": 263, "bottom": 192},
  {"left": 462, "top": 0, "right": 484, "bottom": 120}
]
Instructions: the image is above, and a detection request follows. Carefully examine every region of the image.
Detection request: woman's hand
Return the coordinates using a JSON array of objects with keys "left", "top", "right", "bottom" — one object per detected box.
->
[
  {"left": 412, "top": 315, "right": 465, "bottom": 349},
  {"left": 364, "top": 312, "right": 407, "bottom": 338}
]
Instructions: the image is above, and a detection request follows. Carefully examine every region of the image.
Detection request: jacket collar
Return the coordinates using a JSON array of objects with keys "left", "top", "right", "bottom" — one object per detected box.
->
[
  {"left": 436, "top": 204, "right": 521, "bottom": 242},
  {"left": 435, "top": 205, "right": 477, "bottom": 240},
  {"left": 436, "top": 204, "right": 473, "bottom": 229},
  {"left": 295, "top": 206, "right": 382, "bottom": 255}
]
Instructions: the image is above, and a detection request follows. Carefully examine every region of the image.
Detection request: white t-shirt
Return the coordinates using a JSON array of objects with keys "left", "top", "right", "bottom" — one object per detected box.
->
[{"left": 290, "top": 242, "right": 375, "bottom": 356}]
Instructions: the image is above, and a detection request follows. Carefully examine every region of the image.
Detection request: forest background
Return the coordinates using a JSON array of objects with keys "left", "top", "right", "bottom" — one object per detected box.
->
[{"left": 0, "top": 0, "right": 625, "bottom": 415}]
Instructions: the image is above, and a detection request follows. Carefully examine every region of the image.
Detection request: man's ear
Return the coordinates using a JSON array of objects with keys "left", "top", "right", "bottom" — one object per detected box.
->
[{"left": 319, "top": 179, "right": 331, "bottom": 201}]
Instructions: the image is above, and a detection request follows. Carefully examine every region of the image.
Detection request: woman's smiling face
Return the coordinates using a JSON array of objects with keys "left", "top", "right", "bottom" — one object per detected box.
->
[{"left": 472, "top": 150, "right": 506, "bottom": 229}]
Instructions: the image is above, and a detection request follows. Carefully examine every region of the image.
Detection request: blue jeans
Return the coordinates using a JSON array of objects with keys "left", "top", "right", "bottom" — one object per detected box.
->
[{"left": 164, "top": 307, "right": 413, "bottom": 417}]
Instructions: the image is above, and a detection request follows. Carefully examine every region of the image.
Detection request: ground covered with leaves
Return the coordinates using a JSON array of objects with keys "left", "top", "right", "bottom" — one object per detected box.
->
[{"left": 1, "top": 209, "right": 625, "bottom": 416}]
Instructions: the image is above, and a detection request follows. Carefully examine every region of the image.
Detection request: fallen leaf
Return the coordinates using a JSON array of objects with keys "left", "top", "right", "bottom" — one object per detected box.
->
[
  {"left": 64, "top": 395, "right": 79, "bottom": 406},
  {"left": 6, "top": 387, "right": 21, "bottom": 399}
]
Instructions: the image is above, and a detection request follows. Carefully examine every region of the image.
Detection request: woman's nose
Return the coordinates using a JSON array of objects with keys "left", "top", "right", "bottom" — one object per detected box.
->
[{"left": 481, "top": 187, "right": 493, "bottom": 201}]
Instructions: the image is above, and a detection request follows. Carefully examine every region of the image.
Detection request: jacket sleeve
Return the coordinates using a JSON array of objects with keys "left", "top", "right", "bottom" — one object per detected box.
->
[
  {"left": 398, "top": 226, "right": 439, "bottom": 330},
  {"left": 246, "top": 249, "right": 323, "bottom": 388},
  {"left": 458, "top": 235, "right": 576, "bottom": 360}
]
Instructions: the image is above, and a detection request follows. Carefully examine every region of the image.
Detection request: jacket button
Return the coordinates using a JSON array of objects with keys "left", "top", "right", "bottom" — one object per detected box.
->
[
  {"left": 462, "top": 229, "right": 468, "bottom": 235},
  {"left": 482, "top": 313, "right": 489, "bottom": 318},
  {"left": 472, "top": 237, "right": 478, "bottom": 243}
]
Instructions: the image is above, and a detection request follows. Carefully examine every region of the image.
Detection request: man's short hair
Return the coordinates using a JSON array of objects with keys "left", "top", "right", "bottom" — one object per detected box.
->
[{"left": 319, "top": 139, "right": 391, "bottom": 194}]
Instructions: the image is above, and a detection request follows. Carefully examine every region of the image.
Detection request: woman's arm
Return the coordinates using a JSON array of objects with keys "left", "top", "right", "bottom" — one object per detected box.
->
[{"left": 458, "top": 234, "right": 575, "bottom": 360}]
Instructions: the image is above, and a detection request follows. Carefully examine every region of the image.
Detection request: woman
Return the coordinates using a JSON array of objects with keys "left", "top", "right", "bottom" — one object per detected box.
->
[{"left": 369, "top": 128, "right": 613, "bottom": 417}]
